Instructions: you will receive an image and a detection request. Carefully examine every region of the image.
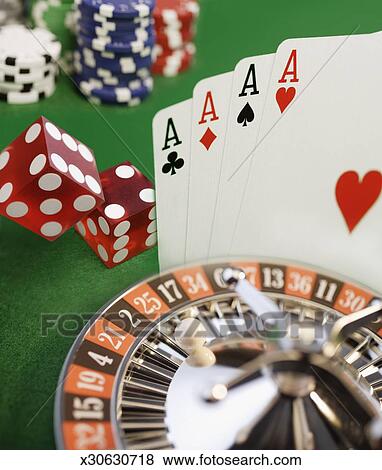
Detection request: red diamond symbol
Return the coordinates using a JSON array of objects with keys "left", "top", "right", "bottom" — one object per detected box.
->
[{"left": 199, "top": 127, "right": 217, "bottom": 150}]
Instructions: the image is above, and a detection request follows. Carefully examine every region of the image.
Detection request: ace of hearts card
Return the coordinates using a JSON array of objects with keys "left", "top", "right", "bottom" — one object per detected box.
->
[{"left": 231, "top": 31, "right": 382, "bottom": 293}]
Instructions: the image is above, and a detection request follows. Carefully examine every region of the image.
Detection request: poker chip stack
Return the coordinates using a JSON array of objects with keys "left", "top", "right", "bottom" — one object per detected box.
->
[
  {"left": 30, "top": 0, "right": 77, "bottom": 69},
  {"left": 72, "top": 0, "right": 155, "bottom": 105},
  {"left": 0, "top": 24, "right": 61, "bottom": 104},
  {"left": 152, "top": 0, "right": 199, "bottom": 77},
  {"left": 0, "top": 0, "right": 24, "bottom": 26}
]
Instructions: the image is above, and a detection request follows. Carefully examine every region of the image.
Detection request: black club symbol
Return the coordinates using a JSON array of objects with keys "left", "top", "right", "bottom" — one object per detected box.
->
[{"left": 162, "top": 151, "right": 184, "bottom": 175}]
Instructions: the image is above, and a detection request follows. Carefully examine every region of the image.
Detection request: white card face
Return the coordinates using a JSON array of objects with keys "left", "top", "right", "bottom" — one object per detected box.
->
[
  {"left": 153, "top": 99, "right": 192, "bottom": 271},
  {"left": 257, "top": 34, "right": 349, "bottom": 143},
  {"left": 208, "top": 54, "right": 275, "bottom": 259},
  {"left": 232, "top": 31, "right": 382, "bottom": 293},
  {"left": 185, "top": 71, "right": 233, "bottom": 263}
]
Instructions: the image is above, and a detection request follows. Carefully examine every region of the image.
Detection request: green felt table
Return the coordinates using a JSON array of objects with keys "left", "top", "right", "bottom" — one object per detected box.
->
[{"left": 1, "top": 0, "right": 382, "bottom": 449}]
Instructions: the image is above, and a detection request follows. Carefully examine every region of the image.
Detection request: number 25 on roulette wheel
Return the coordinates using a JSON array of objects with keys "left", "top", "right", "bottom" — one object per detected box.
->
[{"left": 3, "top": 0, "right": 382, "bottom": 461}]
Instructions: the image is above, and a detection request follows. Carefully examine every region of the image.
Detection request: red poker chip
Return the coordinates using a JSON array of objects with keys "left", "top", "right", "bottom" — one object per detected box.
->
[
  {"left": 154, "top": 41, "right": 196, "bottom": 60},
  {"left": 155, "top": 27, "right": 194, "bottom": 51},
  {"left": 152, "top": 44, "right": 195, "bottom": 76},
  {"left": 153, "top": 0, "right": 199, "bottom": 28},
  {"left": 154, "top": 15, "right": 195, "bottom": 31},
  {"left": 155, "top": 23, "right": 195, "bottom": 36},
  {"left": 152, "top": 57, "right": 192, "bottom": 76}
]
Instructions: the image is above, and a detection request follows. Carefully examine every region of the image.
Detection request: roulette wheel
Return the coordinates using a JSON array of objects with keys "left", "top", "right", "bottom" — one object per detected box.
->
[{"left": 55, "top": 258, "right": 382, "bottom": 450}]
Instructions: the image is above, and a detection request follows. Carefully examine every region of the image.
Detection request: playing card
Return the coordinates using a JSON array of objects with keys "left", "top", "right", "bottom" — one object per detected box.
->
[
  {"left": 208, "top": 54, "right": 275, "bottom": 259},
  {"left": 228, "top": 34, "right": 353, "bottom": 180},
  {"left": 231, "top": 31, "right": 382, "bottom": 293},
  {"left": 257, "top": 34, "right": 356, "bottom": 142},
  {"left": 185, "top": 71, "right": 233, "bottom": 263},
  {"left": 153, "top": 99, "right": 192, "bottom": 271}
]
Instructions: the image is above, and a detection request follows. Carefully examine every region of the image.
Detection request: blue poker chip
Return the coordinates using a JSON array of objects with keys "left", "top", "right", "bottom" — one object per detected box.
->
[
  {"left": 75, "top": 46, "right": 153, "bottom": 73},
  {"left": 74, "top": 74, "right": 154, "bottom": 104},
  {"left": 77, "top": 22, "right": 154, "bottom": 41},
  {"left": 74, "top": 0, "right": 155, "bottom": 19},
  {"left": 77, "top": 17, "right": 154, "bottom": 36},
  {"left": 77, "top": 31, "right": 155, "bottom": 53},
  {"left": 75, "top": 6, "right": 154, "bottom": 28},
  {"left": 73, "top": 58, "right": 151, "bottom": 85}
]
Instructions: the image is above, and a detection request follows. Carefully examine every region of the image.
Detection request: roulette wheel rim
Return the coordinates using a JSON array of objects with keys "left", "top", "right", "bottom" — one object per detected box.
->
[{"left": 54, "top": 257, "right": 382, "bottom": 450}]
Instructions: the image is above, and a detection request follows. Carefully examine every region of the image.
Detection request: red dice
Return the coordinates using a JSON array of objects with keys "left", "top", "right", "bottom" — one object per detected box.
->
[
  {"left": 0, "top": 116, "right": 104, "bottom": 240},
  {"left": 75, "top": 161, "right": 157, "bottom": 268}
]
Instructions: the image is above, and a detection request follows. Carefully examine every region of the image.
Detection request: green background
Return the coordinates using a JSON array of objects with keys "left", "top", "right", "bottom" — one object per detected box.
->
[{"left": 1, "top": 0, "right": 382, "bottom": 449}]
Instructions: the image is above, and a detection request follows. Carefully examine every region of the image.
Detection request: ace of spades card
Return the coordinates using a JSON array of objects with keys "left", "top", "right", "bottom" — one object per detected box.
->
[
  {"left": 232, "top": 31, "right": 382, "bottom": 293},
  {"left": 209, "top": 54, "right": 275, "bottom": 259},
  {"left": 153, "top": 99, "right": 192, "bottom": 270}
]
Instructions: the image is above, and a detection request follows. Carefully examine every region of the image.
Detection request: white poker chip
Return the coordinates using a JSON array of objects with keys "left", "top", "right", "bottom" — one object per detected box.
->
[
  {"left": 0, "top": 63, "right": 58, "bottom": 84},
  {"left": 0, "top": 25, "right": 62, "bottom": 68},
  {"left": 0, "top": 72, "right": 57, "bottom": 92},
  {"left": 0, "top": 0, "right": 23, "bottom": 26},
  {"left": 0, "top": 76, "right": 56, "bottom": 104}
]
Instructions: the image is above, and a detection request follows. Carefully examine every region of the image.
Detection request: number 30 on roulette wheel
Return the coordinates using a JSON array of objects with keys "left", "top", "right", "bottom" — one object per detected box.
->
[{"left": 55, "top": 258, "right": 382, "bottom": 450}]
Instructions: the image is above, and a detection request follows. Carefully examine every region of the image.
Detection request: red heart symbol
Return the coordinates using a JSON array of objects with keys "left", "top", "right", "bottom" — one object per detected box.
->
[
  {"left": 335, "top": 171, "right": 382, "bottom": 232},
  {"left": 275, "top": 86, "right": 296, "bottom": 113}
]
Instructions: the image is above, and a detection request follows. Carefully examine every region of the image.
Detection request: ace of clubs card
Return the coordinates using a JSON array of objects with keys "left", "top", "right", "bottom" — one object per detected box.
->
[{"left": 153, "top": 99, "right": 192, "bottom": 270}]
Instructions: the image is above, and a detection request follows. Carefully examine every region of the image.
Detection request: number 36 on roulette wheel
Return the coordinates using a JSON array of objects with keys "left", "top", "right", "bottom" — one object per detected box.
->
[{"left": 55, "top": 258, "right": 382, "bottom": 450}]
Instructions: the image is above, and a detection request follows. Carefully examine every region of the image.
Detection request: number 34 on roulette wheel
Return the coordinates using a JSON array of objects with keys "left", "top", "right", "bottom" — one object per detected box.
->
[{"left": 55, "top": 258, "right": 382, "bottom": 450}]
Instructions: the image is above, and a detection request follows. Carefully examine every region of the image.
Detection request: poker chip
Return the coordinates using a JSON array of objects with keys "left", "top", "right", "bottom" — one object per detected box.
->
[
  {"left": 155, "top": 27, "right": 194, "bottom": 51},
  {"left": 77, "top": 31, "right": 155, "bottom": 53},
  {"left": 153, "top": 0, "right": 199, "bottom": 28},
  {"left": 152, "top": 0, "right": 199, "bottom": 76},
  {"left": 152, "top": 43, "right": 195, "bottom": 77},
  {"left": 31, "top": 0, "right": 76, "bottom": 57},
  {"left": 0, "top": 63, "right": 57, "bottom": 84},
  {"left": 75, "top": 46, "right": 152, "bottom": 73},
  {"left": 73, "top": 0, "right": 154, "bottom": 105},
  {"left": 0, "top": 0, "right": 24, "bottom": 26},
  {"left": 0, "top": 24, "right": 61, "bottom": 68},
  {"left": 74, "top": 0, "right": 155, "bottom": 19},
  {"left": 73, "top": 58, "right": 151, "bottom": 85},
  {"left": 77, "top": 23, "right": 154, "bottom": 42},
  {"left": 78, "top": 44, "right": 153, "bottom": 61},
  {"left": 0, "top": 24, "right": 61, "bottom": 103},
  {"left": 0, "top": 72, "right": 57, "bottom": 92},
  {"left": 74, "top": 7, "right": 153, "bottom": 29},
  {"left": 0, "top": 76, "right": 56, "bottom": 104},
  {"left": 74, "top": 74, "right": 153, "bottom": 104}
]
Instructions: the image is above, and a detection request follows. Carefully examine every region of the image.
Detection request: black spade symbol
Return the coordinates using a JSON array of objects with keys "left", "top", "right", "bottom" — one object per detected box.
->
[{"left": 237, "top": 102, "right": 255, "bottom": 127}]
